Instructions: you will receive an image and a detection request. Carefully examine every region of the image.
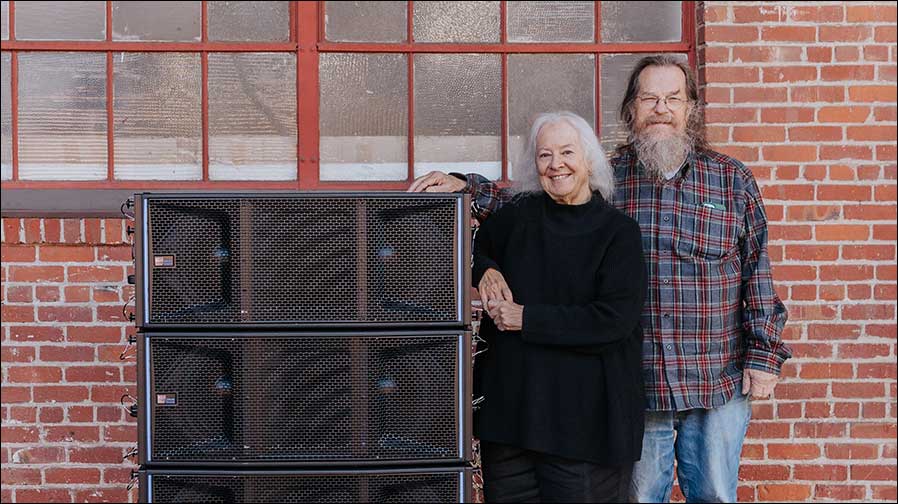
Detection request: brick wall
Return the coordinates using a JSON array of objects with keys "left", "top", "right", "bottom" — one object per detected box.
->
[
  {"left": 1, "top": 219, "right": 137, "bottom": 503},
  {"left": 698, "top": 1, "right": 897, "bottom": 502}
]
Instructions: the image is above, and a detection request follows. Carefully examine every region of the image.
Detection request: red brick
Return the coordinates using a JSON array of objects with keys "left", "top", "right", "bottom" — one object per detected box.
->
[
  {"left": 40, "top": 345, "right": 95, "bottom": 362},
  {"left": 818, "top": 284, "right": 845, "bottom": 301},
  {"left": 791, "top": 85, "right": 844, "bottom": 102},
  {"left": 847, "top": 283, "right": 872, "bottom": 300},
  {"left": 842, "top": 304, "right": 895, "bottom": 320},
  {"left": 875, "top": 283, "right": 897, "bottom": 300},
  {"left": 69, "top": 446, "right": 124, "bottom": 464},
  {"left": 45, "top": 467, "right": 101, "bottom": 484},
  {"left": 707, "top": 25, "right": 759, "bottom": 43},
  {"left": 763, "top": 145, "right": 817, "bottom": 162},
  {"left": 786, "top": 205, "right": 840, "bottom": 222},
  {"left": 1, "top": 305, "right": 34, "bottom": 323},
  {"left": 734, "top": 87, "right": 789, "bottom": 103},
  {"left": 706, "top": 66, "right": 759, "bottom": 84},
  {"left": 835, "top": 45, "right": 860, "bottom": 62},
  {"left": 702, "top": 5, "right": 728, "bottom": 23},
  {"left": 733, "top": 126, "right": 786, "bottom": 142},
  {"left": 9, "top": 265, "right": 65, "bottom": 282},
  {"left": 34, "top": 285, "right": 60, "bottom": 302},
  {"left": 839, "top": 344, "right": 892, "bottom": 359},
  {"left": 37, "top": 306, "right": 93, "bottom": 323},
  {"left": 873, "top": 485, "right": 898, "bottom": 501},
  {"left": 784, "top": 244, "right": 838, "bottom": 261},
  {"left": 97, "top": 305, "right": 128, "bottom": 322},
  {"left": 44, "top": 425, "right": 99, "bottom": 443},
  {"left": 815, "top": 485, "right": 865, "bottom": 501},
  {"left": 848, "top": 125, "right": 898, "bottom": 141},
  {"left": 39, "top": 406, "right": 64, "bottom": 423},
  {"left": 0, "top": 468, "right": 42, "bottom": 485},
  {"left": 875, "top": 25, "right": 896, "bottom": 42},
  {"left": 66, "top": 405, "right": 94, "bottom": 422},
  {"left": 91, "top": 385, "right": 135, "bottom": 403},
  {"left": 15, "top": 489, "right": 72, "bottom": 503},
  {"left": 75, "top": 488, "right": 130, "bottom": 503},
  {"left": 96, "top": 245, "right": 131, "bottom": 261},
  {"left": 6, "top": 285, "right": 32, "bottom": 303},
  {"left": 774, "top": 383, "right": 828, "bottom": 400},
  {"left": 762, "top": 66, "right": 817, "bottom": 83},
  {"left": 878, "top": 144, "right": 897, "bottom": 161},
  {"left": 761, "top": 26, "right": 815, "bottom": 42},
  {"left": 66, "top": 366, "right": 121, "bottom": 383},
  {"left": 68, "top": 265, "right": 124, "bottom": 283},
  {"left": 33, "top": 385, "right": 90, "bottom": 403},
  {"left": 742, "top": 443, "right": 765, "bottom": 459},
  {"left": 9, "top": 405, "right": 37, "bottom": 423},
  {"left": 817, "top": 105, "right": 870, "bottom": 122},
  {"left": 761, "top": 107, "right": 815, "bottom": 123},
  {"left": 67, "top": 326, "right": 123, "bottom": 343},
  {"left": 1, "top": 426, "right": 41, "bottom": 443},
  {"left": 789, "top": 126, "right": 842, "bottom": 141},
  {"left": 10, "top": 446, "right": 65, "bottom": 464},
  {"left": 825, "top": 443, "right": 879, "bottom": 459},
  {"left": 64, "top": 285, "right": 91, "bottom": 302},
  {"left": 862, "top": 402, "right": 887, "bottom": 418},
  {"left": 847, "top": 4, "right": 898, "bottom": 22},
  {"left": 39, "top": 245, "right": 94, "bottom": 262},
  {"left": 104, "top": 425, "right": 137, "bottom": 443},
  {"left": 843, "top": 245, "right": 895, "bottom": 260},
  {"left": 800, "top": 362, "right": 853, "bottom": 379},
  {"left": 769, "top": 264, "right": 816, "bottom": 282},
  {"left": 105, "top": 218, "right": 125, "bottom": 243},
  {"left": 22, "top": 218, "right": 41, "bottom": 243},
  {"left": 43, "top": 219, "right": 61, "bottom": 243},
  {"left": 820, "top": 145, "right": 874, "bottom": 161},
  {"left": 706, "top": 107, "right": 758, "bottom": 123},
  {"left": 757, "top": 484, "right": 812, "bottom": 502},
  {"left": 851, "top": 465, "right": 898, "bottom": 481},
  {"left": 874, "top": 105, "right": 897, "bottom": 121},
  {"left": 0, "top": 386, "right": 32, "bottom": 403},
  {"left": 833, "top": 382, "right": 886, "bottom": 399},
  {"left": 0, "top": 245, "right": 36, "bottom": 262},
  {"left": 820, "top": 25, "right": 873, "bottom": 43},
  {"left": 794, "top": 464, "right": 848, "bottom": 481},
  {"left": 1, "top": 346, "right": 36, "bottom": 363},
  {"left": 844, "top": 204, "right": 898, "bottom": 220},
  {"left": 815, "top": 224, "right": 869, "bottom": 241},
  {"left": 9, "top": 325, "right": 64, "bottom": 342},
  {"left": 97, "top": 405, "right": 123, "bottom": 422},
  {"left": 733, "top": 5, "right": 786, "bottom": 23},
  {"left": 876, "top": 184, "right": 897, "bottom": 201},
  {"left": 866, "top": 323, "right": 897, "bottom": 339},
  {"left": 849, "top": 85, "right": 898, "bottom": 102},
  {"left": 817, "top": 185, "right": 872, "bottom": 201},
  {"left": 790, "top": 5, "right": 843, "bottom": 22},
  {"left": 834, "top": 402, "right": 860, "bottom": 418},
  {"left": 712, "top": 145, "right": 758, "bottom": 162},
  {"left": 8, "top": 366, "right": 62, "bottom": 383},
  {"left": 739, "top": 464, "right": 790, "bottom": 481},
  {"left": 822, "top": 65, "right": 876, "bottom": 81}
]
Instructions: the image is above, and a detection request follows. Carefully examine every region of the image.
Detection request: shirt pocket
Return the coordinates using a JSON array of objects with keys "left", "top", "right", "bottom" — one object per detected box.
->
[{"left": 675, "top": 204, "right": 741, "bottom": 261}]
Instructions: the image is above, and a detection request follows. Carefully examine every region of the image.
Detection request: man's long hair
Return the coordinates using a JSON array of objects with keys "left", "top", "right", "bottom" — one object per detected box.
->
[
  {"left": 617, "top": 55, "right": 708, "bottom": 155},
  {"left": 513, "top": 111, "right": 615, "bottom": 202}
]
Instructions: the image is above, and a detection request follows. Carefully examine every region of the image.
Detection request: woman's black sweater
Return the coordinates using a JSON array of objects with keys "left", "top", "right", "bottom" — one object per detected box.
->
[{"left": 472, "top": 191, "right": 648, "bottom": 465}]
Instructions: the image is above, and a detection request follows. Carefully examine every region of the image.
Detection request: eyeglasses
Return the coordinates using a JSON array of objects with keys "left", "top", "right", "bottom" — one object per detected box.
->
[{"left": 636, "top": 95, "right": 689, "bottom": 111}]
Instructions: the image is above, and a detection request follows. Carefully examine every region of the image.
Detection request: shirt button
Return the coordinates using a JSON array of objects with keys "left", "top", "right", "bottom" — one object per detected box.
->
[
  {"left": 663, "top": 313, "right": 671, "bottom": 318},
  {"left": 663, "top": 215, "right": 670, "bottom": 222},
  {"left": 666, "top": 344, "right": 673, "bottom": 351},
  {"left": 663, "top": 279, "right": 670, "bottom": 284}
]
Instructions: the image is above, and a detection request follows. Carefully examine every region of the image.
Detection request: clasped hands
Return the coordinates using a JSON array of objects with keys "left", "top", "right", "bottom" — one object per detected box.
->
[{"left": 478, "top": 268, "right": 523, "bottom": 331}]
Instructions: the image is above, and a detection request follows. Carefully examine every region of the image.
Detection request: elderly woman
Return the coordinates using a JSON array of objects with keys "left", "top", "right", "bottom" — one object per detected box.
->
[{"left": 473, "top": 111, "right": 647, "bottom": 502}]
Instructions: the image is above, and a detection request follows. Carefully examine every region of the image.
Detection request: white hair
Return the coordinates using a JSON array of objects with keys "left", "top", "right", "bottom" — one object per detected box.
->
[{"left": 512, "top": 111, "right": 615, "bottom": 202}]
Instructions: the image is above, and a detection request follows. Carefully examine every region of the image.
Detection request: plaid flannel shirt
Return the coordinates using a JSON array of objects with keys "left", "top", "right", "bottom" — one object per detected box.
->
[{"left": 456, "top": 146, "right": 791, "bottom": 411}]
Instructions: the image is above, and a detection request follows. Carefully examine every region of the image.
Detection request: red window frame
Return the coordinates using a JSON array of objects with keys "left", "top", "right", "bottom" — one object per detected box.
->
[{"left": 1, "top": 1, "right": 695, "bottom": 192}]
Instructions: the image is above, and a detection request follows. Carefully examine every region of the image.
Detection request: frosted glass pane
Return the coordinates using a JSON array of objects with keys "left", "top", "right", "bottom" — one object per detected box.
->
[
  {"left": 15, "top": 1, "right": 105, "bottom": 41},
  {"left": 114, "top": 53, "right": 201, "bottom": 180},
  {"left": 507, "top": 1, "right": 594, "bottom": 43},
  {"left": 112, "top": 1, "right": 201, "bottom": 42},
  {"left": 209, "top": 53, "right": 296, "bottom": 181},
  {"left": 600, "top": 53, "right": 688, "bottom": 155},
  {"left": 414, "top": 54, "right": 500, "bottom": 180},
  {"left": 209, "top": 1, "right": 289, "bottom": 42},
  {"left": 1, "top": 1, "right": 8, "bottom": 40},
  {"left": 508, "top": 54, "right": 595, "bottom": 178},
  {"left": 602, "top": 1, "right": 682, "bottom": 42},
  {"left": 319, "top": 53, "right": 407, "bottom": 181},
  {"left": 1, "top": 52, "right": 10, "bottom": 180},
  {"left": 413, "top": 1, "right": 499, "bottom": 43},
  {"left": 17, "top": 53, "right": 107, "bottom": 180},
  {"left": 325, "top": 1, "right": 406, "bottom": 42}
]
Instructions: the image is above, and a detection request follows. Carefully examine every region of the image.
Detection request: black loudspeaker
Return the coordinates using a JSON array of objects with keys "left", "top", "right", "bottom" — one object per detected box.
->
[
  {"left": 134, "top": 193, "right": 471, "bottom": 329},
  {"left": 139, "top": 467, "right": 473, "bottom": 503},
  {"left": 137, "top": 331, "right": 473, "bottom": 466}
]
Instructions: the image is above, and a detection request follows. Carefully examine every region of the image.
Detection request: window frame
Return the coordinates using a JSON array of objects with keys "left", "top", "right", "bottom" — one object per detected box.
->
[{"left": 0, "top": 0, "right": 695, "bottom": 197}]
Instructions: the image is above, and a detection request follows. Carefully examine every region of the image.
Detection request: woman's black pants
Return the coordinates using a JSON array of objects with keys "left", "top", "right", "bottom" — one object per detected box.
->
[{"left": 480, "top": 441, "right": 633, "bottom": 503}]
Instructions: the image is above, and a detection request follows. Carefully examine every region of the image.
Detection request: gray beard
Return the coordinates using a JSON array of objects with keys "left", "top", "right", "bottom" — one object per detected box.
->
[{"left": 634, "top": 132, "right": 691, "bottom": 181}]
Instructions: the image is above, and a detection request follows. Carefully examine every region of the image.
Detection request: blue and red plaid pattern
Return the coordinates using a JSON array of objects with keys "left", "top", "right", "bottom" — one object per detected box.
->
[{"left": 455, "top": 146, "right": 791, "bottom": 411}]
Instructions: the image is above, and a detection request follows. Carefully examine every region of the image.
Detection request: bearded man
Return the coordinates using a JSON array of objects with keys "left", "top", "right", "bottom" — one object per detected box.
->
[{"left": 409, "top": 54, "right": 792, "bottom": 503}]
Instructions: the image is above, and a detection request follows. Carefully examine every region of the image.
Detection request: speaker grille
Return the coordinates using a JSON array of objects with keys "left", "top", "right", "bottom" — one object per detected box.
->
[
  {"left": 146, "top": 334, "right": 464, "bottom": 463},
  {"left": 143, "top": 195, "right": 462, "bottom": 326},
  {"left": 148, "top": 471, "right": 461, "bottom": 503}
]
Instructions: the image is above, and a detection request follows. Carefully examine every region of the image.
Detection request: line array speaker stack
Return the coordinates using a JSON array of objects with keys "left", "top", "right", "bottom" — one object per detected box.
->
[{"left": 133, "top": 193, "right": 473, "bottom": 503}]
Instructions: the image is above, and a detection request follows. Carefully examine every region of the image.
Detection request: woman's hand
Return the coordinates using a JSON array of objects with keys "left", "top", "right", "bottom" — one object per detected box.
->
[
  {"left": 486, "top": 300, "right": 523, "bottom": 331},
  {"left": 478, "top": 268, "right": 514, "bottom": 308}
]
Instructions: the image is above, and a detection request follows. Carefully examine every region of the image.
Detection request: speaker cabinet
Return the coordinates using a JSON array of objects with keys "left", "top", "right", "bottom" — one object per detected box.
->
[
  {"left": 139, "top": 467, "right": 473, "bottom": 503},
  {"left": 134, "top": 193, "right": 471, "bottom": 329},
  {"left": 138, "top": 331, "right": 472, "bottom": 466}
]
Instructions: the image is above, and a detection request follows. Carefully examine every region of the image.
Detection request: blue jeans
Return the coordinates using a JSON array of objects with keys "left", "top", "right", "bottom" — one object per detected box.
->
[{"left": 629, "top": 393, "right": 752, "bottom": 503}]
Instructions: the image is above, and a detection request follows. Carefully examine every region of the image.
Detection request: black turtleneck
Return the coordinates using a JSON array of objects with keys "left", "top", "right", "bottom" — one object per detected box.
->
[{"left": 472, "top": 191, "right": 648, "bottom": 465}]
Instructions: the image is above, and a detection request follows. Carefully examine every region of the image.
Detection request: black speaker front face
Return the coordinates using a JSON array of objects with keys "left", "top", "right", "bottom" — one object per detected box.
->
[
  {"left": 141, "top": 331, "right": 471, "bottom": 465},
  {"left": 140, "top": 467, "right": 472, "bottom": 503},
  {"left": 137, "top": 194, "right": 468, "bottom": 328}
]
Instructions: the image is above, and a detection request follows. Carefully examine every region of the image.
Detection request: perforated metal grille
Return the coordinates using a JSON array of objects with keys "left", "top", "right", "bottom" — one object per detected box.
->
[
  {"left": 148, "top": 334, "right": 462, "bottom": 462},
  {"left": 144, "top": 196, "right": 461, "bottom": 326},
  {"left": 149, "top": 471, "right": 461, "bottom": 503}
]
